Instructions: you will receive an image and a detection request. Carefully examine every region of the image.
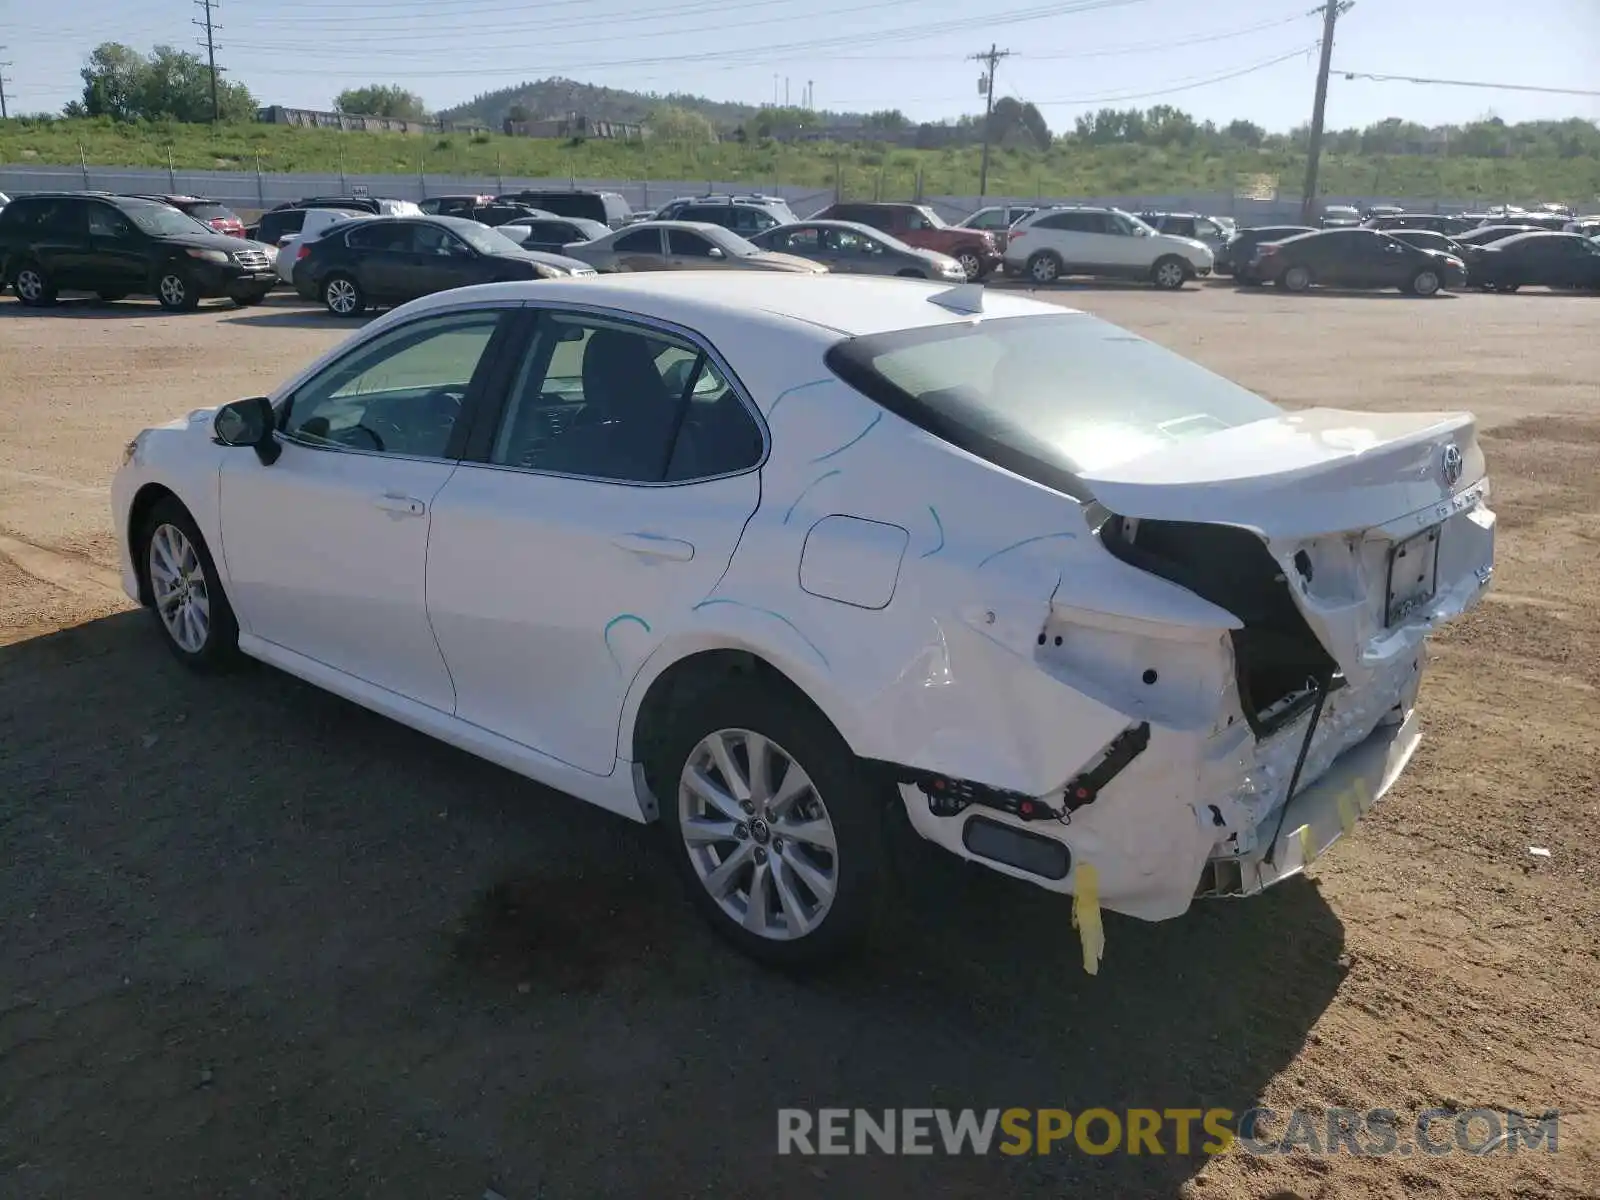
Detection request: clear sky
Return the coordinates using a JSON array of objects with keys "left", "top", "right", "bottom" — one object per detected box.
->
[{"left": 8, "top": 0, "right": 1599, "bottom": 130}]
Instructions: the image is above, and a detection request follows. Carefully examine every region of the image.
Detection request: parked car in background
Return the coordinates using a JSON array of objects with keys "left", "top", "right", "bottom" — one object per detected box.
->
[
  {"left": 1, "top": 192, "right": 276, "bottom": 310},
  {"left": 559, "top": 221, "right": 826, "bottom": 276},
  {"left": 496, "top": 190, "right": 632, "bottom": 228},
  {"left": 957, "top": 204, "right": 1038, "bottom": 251},
  {"left": 1468, "top": 231, "right": 1600, "bottom": 293},
  {"left": 274, "top": 209, "right": 376, "bottom": 283},
  {"left": 1219, "top": 225, "right": 1315, "bottom": 278},
  {"left": 748, "top": 221, "right": 966, "bottom": 280},
  {"left": 1362, "top": 213, "right": 1477, "bottom": 235},
  {"left": 130, "top": 194, "right": 247, "bottom": 238},
  {"left": 1562, "top": 216, "right": 1600, "bottom": 238},
  {"left": 419, "top": 194, "right": 495, "bottom": 216},
  {"left": 1320, "top": 205, "right": 1362, "bottom": 228},
  {"left": 1251, "top": 228, "right": 1465, "bottom": 295},
  {"left": 111, "top": 272, "right": 1495, "bottom": 964},
  {"left": 1136, "top": 212, "right": 1236, "bottom": 253},
  {"left": 810, "top": 201, "right": 1000, "bottom": 281},
  {"left": 654, "top": 194, "right": 798, "bottom": 234},
  {"left": 420, "top": 197, "right": 552, "bottom": 226},
  {"left": 250, "top": 196, "right": 421, "bottom": 245},
  {"left": 1386, "top": 228, "right": 1475, "bottom": 267},
  {"left": 497, "top": 215, "right": 612, "bottom": 253},
  {"left": 1453, "top": 224, "right": 1545, "bottom": 248},
  {"left": 1003, "top": 206, "right": 1213, "bottom": 288},
  {"left": 0, "top": 192, "right": 9, "bottom": 212},
  {"left": 291, "top": 215, "right": 576, "bottom": 316}
]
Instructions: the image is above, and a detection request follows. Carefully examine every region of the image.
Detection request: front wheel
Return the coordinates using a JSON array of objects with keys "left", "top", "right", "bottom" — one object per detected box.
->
[
  {"left": 1026, "top": 252, "right": 1063, "bottom": 284},
  {"left": 955, "top": 250, "right": 984, "bottom": 282},
  {"left": 1151, "top": 256, "right": 1189, "bottom": 290},
  {"left": 1280, "top": 264, "right": 1313, "bottom": 293},
  {"left": 139, "top": 498, "right": 241, "bottom": 671},
  {"left": 13, "top": 262, "right": 57, "bottom": 307},
  {"left": 657, "top": 677, "right": 883, "bottom": 967},
  {"left": 156, "top": 268, "right": 199, "bottom": 312}
]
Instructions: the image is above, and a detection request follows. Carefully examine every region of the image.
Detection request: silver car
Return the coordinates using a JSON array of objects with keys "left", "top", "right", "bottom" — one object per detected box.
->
[
  {"left": 749, "top": 220, "right": 967, "bottom": 280},
  {"left": 560, "top": 220, "right": 825, "bottom": 274}
]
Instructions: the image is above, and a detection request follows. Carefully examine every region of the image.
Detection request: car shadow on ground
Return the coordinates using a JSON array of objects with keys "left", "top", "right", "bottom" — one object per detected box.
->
[
  {"left": 220, "top": 294, "right": 375, "bottom": 329},
  {"left": 0, "top": 612, "right": 1349, "bottom": 1199},
  {"left": 0, "top": 294, "right": 223, "bottom": 319},
  {"left": 1228, "top": 285, "right": 1458, "bottom": 301}
]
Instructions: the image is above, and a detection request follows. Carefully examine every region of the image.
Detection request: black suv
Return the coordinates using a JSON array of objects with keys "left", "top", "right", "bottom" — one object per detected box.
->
[
  {"left": 653, "top": 193, "right": 797, "bottom": 235},
  {"left": 495, "top": 189, "right": 632, "bottom": 228},
  {"left": 1, "top": 192, "right": 278, "bottom": 310}
]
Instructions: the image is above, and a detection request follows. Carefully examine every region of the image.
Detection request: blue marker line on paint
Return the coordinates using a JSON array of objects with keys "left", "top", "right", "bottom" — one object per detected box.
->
[
  {"left": 921, "top": 505, "right": 945, "bottom": 558},
  {"left": 810, "top": 411, "right": 882, "bottom": 463},
  {"left": 602, "top": 613, "right": 652, "bottom": 672},
  {"left": 691, "top": 598, "right": 829, "bottom": 668},
  {"left": 766, "top": 378, "right": 832, "bottom": 422},
  {"left": 976, "top": 531, "right": 1077, "bottom": 570},
  {"left": 783, "top": 469, "right": 841, "bottom": 525}
]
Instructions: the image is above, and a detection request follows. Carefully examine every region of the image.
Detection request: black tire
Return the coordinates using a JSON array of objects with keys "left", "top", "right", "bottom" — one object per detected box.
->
[
  {"left": 155, "top": 266, "right": 200, "bottom": 312},
  {"left": 654, "top": 676, "right": 884, "bottom": 968},
  {"left": 12, "top": 260, "right": 57, "bottom": 307},
  {"left": 1151, "top": 255, "right": 1189, "bottom": 290},
  {"left": 1280, "top": 264, "right": 1313, "bottom": 293},
  {"left": 137, "top": 497, "right": 242, "bottom": 672},
  {"left": 954, "top": 249, "right": 984, "bottom": 282},
  {"left": 1026, "top": 251, "right": 1063, "bottom": 284},
  {"left": 1408, "top": 269, "right": 1442, "bottom": 297},
  {"left": 95, "top": 292, "right": 128, "bottom": 304},
  {"left": 321, "top": 272, "right": 366, "bottom": 317}
]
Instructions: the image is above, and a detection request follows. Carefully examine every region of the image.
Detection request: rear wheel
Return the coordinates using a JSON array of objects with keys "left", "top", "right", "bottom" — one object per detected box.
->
[
  {"left": 1280, "top": 264, "right": 1313, "bottom": 293},
  {"left": 13, "top": 262, "right": 57, "bottom": 307},
  {"left": 156, "top": 267, "right": 199, "bottom": 312},
  {"left": 656, "top": 677, "right": 883, "bottom": 967},
  {"left": 1026, "top": 251, "right": 1063, "bottom": 284},
  {"left": 1151, "top": 256, "right": 1189, "bottom": 290},
  {"left": 1408, "top": 269, "right": 1442, "bottom": 297},
  {"left": 322, "top": 273, "right": 365, "bottom": 317}
]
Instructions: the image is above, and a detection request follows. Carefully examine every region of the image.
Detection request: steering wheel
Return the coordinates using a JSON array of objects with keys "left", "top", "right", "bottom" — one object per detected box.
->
[{"left": 348, "top": 423, "right": 387, "bottom": 452}]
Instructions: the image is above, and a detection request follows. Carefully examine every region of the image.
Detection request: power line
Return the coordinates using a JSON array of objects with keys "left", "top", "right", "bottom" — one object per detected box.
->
[
  {"left": 1028, "top": 44, "right": 1316, "bottom": 105},
  {"left": 193, "top": 0, "right": 221, "bottom": 123},
  {"left": 970, "top": 43, "right": 1014, "bottom": 199},
  {"left": 1335, "top": 69, "right": 1600, "bottom": 98}
]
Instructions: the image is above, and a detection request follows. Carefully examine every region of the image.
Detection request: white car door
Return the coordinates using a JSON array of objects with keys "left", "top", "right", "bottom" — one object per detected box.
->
[
  {"left": 1099, "top": 211, "right": 1153, "bottom": 270},
  {"left": 426, "top": 308, "right": 764, "bottom": 776},
  {"left": 217, "top": 307, "right": 511, "bottom": 712}
]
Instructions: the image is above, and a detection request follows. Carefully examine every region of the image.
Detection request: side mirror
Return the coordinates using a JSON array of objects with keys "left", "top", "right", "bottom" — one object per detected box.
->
[
  {"left": 213, "top": 396, "right": 281, "bottom": 465},
  {"left": 707, "top": 246, "right": 725, "bottom": 258}
]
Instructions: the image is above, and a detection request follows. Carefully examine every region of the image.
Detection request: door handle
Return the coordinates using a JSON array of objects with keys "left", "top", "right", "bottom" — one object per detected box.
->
[
  {"left": 612, "top": 533, "right": 695, "bottom": 562},
  {"left": 374, "top": 493, "right": 426, "bottom": 517}
]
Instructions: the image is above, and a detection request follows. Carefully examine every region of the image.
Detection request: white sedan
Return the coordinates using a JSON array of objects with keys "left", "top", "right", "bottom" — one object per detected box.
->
[{"left": 112, "top": 274, "right": 1495, "bottom": 967}]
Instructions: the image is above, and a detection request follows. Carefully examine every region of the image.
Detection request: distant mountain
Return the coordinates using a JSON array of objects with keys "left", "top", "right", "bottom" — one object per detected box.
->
[{"left": 437, "top": 76, "right": 859, "bottom": 132}]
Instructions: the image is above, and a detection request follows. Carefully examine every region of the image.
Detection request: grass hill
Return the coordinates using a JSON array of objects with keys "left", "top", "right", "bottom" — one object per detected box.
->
[
  {"left": 3, "top": 116, "right": 1597, "bottom": 205},
  {"left": 436, "top": 77, "right": 773, "bottom": 132}
]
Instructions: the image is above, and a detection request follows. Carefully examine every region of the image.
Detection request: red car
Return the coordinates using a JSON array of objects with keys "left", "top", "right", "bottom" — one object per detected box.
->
[
  {"left": 131, "top": 194, "right": 247, "bottom": 238},
  {"left": 811, "top": 201, "right": 1000, "bottom": 281}
]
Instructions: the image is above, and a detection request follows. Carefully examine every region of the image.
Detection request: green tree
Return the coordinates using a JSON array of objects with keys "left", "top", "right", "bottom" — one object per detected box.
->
[
  {"left": 335, "top": 85, "right": 430, "bottom": 120},
  {"left": 649, "top": 104, "right": 718, "bottom": 143},
  {"left": 74, "top": 42, "right": 254, "bottom": 122}
]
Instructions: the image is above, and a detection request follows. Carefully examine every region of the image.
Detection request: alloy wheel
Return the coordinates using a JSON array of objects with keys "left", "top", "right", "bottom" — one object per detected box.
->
[
  {"left": 678, "top": 728, "right": 839, "bottom": 941},
  {"left": 15, "top": 268, "right": 44, "bottom": 303},
  {"left": 1029, "top": 255, "right": 1059, "bottom": 283},
  {"left": 325, "top": 278, "right": 359, "bottom": 314},
  {"left": 148, "top": 522, "right": 211, "bottom": 654},
  {"left": 957, "top": 251, "right": 982, "bottom": 281},
  {"left": 158, "top": 274, "right": 187, "bottom": 308},
  {"left": 1414, "top": 271, "right": 1441, "bottom": 296},
  {"left": 1155, "top": 261, "right": 1186, "bottom": 289}
]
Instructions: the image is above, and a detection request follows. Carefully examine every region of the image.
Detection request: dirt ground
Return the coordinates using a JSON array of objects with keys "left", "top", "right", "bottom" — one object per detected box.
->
[{"left": 1, "top": 281, "right": 1597, "bottom": 1200}]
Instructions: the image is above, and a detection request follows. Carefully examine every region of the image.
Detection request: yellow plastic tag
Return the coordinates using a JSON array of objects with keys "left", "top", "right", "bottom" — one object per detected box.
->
[
  {"left": 1296, "top": 824, "right": 1316, "bottom": 866},
  {"left": 1072, "top": 863, "right": 1105, "bottom": 976},
  {"left": 1337, "top": 792, "right": 1359, "bottom": 836}
]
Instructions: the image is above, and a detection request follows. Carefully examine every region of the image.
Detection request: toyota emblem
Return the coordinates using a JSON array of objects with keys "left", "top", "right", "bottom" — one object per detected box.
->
[{"left": 1440, "top": 443, "right": 1464, "bottom": 489}]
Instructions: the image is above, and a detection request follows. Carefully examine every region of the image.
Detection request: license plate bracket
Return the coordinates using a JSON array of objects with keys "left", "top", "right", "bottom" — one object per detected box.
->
[{"left": 1386, "top": 525, "right": 1442, "bottom": 626}]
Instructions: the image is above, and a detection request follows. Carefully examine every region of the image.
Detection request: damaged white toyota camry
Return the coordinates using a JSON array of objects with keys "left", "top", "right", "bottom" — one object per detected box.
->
[{"left": 112, "top": 274, "right": 1494, "bottom": 967}]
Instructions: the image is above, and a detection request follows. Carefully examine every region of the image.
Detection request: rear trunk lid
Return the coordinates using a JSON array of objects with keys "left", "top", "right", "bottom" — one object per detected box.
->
[{"left": 1082, "top": 408, "right": 1495, "bottom": 684}]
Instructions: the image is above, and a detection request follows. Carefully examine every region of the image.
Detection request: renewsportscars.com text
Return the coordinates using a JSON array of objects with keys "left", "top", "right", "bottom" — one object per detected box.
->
[{"left": 776, "top": 1107, "right": 1560, "bottom": 1157}]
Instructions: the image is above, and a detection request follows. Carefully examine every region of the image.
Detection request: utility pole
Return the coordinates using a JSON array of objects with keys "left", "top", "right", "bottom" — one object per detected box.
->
[
  {"left": 969, "top": 43, "right": 1013, "bottom": 199},
  {"left": 193, "top": 0, "right": 221, "bottom": 123},
  {"left": 0, "top": 54, "right": 11, "bottom": 121},
  {"left": 1300, "top": 1, "right": 1352, "bottom": 224}
]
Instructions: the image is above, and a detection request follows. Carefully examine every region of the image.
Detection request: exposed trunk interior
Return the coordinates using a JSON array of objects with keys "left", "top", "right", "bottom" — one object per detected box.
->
[{"left": 1099, "top": 514, "right": 1340, "bottom": 736}]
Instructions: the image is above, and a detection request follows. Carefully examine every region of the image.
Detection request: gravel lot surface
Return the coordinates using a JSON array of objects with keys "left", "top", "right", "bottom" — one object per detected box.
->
[{"left": 2, "top": 280, "right": 1596, "bottom": 1199}]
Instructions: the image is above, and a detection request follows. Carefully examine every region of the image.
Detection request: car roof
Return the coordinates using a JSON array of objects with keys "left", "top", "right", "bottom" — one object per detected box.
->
[{"left": 375, "top": 272, "right": 1075, "bottom": 339}]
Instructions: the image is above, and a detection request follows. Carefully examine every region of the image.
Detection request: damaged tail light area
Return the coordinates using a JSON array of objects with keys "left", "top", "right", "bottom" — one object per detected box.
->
[{"left": 1098, "top": 514, "right": 1340, "bottom": 737}]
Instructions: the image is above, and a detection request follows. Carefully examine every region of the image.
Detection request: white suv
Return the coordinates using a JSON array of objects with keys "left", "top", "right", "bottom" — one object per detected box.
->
[{"left": 1004, "top": 206, "right": 1214, "bottom": 289}]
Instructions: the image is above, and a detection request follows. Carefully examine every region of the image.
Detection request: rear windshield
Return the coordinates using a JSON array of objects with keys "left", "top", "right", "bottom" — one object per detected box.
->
[
  {"left": 182, "top": 202, "right": 237, "bottom": 221},
  {"left": 824, "top": 313, "right": 1281, "bottom": 495}
]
